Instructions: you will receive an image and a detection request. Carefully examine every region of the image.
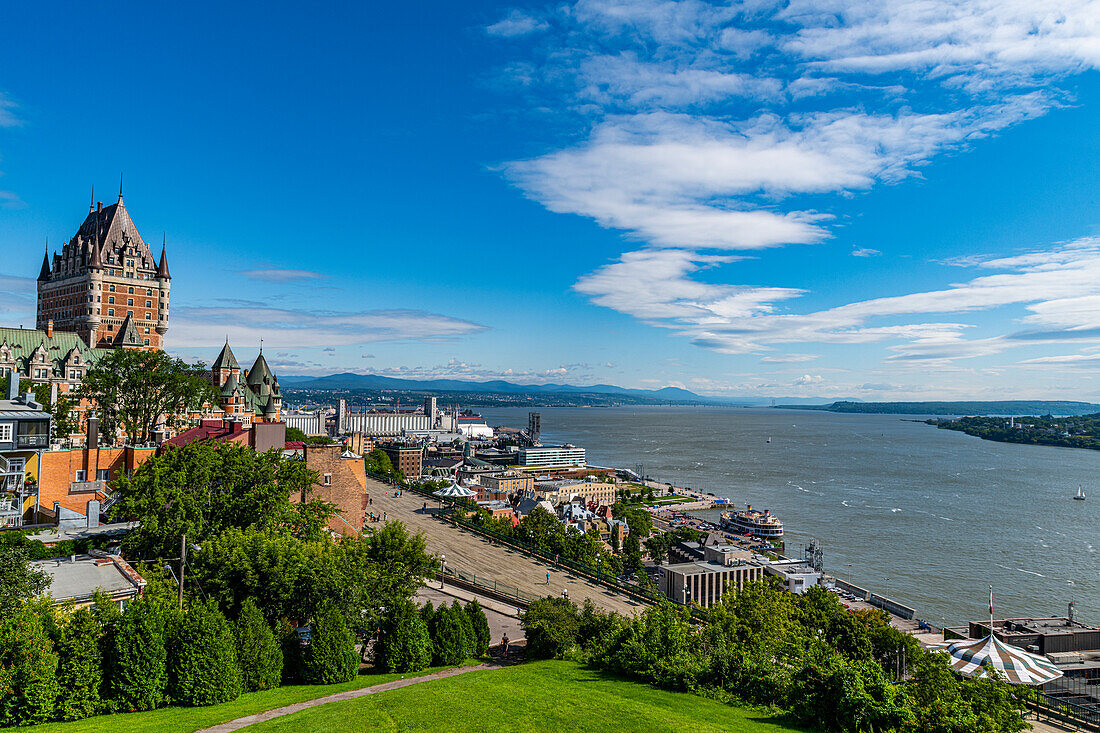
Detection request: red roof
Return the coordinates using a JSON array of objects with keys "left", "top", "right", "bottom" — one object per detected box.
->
[
  {"left": 284, "top": 440, "right": 305, "bottom": 449},
  {"left": 162, "top": 419, "right": 246, "bottom": 449}
]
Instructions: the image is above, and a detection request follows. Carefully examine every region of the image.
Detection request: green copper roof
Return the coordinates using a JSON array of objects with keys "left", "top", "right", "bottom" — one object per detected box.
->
[
  {"left": 0, "top": 327, "right": 109, "bottom": 374},
  {"left": 212, "top": 340, "right": 240, "bottom": 372}
]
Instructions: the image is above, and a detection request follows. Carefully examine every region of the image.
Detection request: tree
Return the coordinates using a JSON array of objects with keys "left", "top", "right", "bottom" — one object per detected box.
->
[
  {"left": 364, "top": 448, "right": 396, "bottom": 477},
  {"left": 54, "top": 607, "right": 103, "bottom": 721},
  {"left": 285, "top": 426, "right": 308, "bottom": 442},
  {"left": 378, "top": 599, "right": 432, "bottom": 673},
  {"left": 168, "top": 600, "right": 242, "bottom": 706},
  {"left": 233, "top": 598, "right": 282, "bottom": 692},
  {"left": 788, "top": 654, "right": 912, "bottom": 732},
  {"left": 622, "top": 532, "right": 643, "bottom": 574},
  {"left": 110, "top": 440, "right": 333, "bottom": 558},
  {"left": 110, "top": 595, "right": 169, "bottom": 711},
  {"left": 78, "top": 348, "right": 219, "bottom": 443},
  {"left": 464, "top": 600, "right": 491, "bottom": 657},
  {"left": 522, "top": 597, "right": 580, "bottom": 660},
  {"left": 452, "top": 600, "right": 476, "bottom": 659},
  {"left": 0, "top": 600, "right": 59, "bottom": 726},
  {"left": 0, "top": 546, "right": 50, "bottom": 613},
  {"left": 644, "top": 534, "right": 670, "bottom": 564},
  {"left": 301, "top": 604, "right": 358, "bottom": 685},
  {"left": 429, "top": 604, "right": 468, "bottom": 666}
]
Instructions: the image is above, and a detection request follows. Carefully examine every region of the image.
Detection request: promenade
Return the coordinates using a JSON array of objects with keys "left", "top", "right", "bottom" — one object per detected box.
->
[{"left": 366, "top": 477, "right": 647, "bottom": 616}]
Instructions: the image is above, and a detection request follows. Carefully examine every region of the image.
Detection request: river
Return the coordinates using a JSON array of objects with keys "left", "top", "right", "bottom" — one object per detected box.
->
[{"left": 477, "top": 406, "right": 1100, "bottom": 626}]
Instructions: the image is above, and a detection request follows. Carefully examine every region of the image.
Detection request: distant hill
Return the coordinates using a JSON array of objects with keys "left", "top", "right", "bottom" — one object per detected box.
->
[
  {"left": 279, "top": 372, "right": 704, "bottom": 403},
  {"left": 774, "top": 400, "right": 1100, "bottom": 416}
]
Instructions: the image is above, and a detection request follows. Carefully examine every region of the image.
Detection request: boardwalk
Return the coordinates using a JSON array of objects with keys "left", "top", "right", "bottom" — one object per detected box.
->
[{"left": 366, "top": 477, "right": 646, "bottom": 615}]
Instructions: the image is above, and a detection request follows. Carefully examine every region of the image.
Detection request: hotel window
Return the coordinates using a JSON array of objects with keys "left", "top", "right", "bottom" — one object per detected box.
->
[
  {"left": 145, "top": 300, "right": 151, "bottom": 307},
  {"left": 127, "top": 299, "right": 133, "bottom": 306},
  {"left": 0, "top": 424, "right": 11, "bottom": 442},
  {"left": 128, "top": 287, "right": 134, "bottom": 294},
  {"left": 108, "top": 309, "right": 114, "bottom": 316},
  {"left": 146, "top": 289, "right": 152, "bottom": 295},
  {"left": 108, "top": 296, "right": 114, "bottom": 304},
  {"left": 109, "top": 284, "right": 115, "bottom": 292},
  {"left": 144, "top": 327, "right": 150, "bottom": 333}
]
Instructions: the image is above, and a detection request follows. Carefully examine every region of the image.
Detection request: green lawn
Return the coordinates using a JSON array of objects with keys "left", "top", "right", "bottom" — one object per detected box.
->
[
  {"left": 249, "top": 660, "right": 803, "bottom": 733},
  {"left": 27, "top": 663, "right": 478, "bottom": 733}
]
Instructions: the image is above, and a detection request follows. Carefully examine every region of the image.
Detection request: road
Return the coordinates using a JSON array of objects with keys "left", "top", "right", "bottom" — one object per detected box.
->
[{"left": 366, "top": 478, "right": 646, "bottom": 616}]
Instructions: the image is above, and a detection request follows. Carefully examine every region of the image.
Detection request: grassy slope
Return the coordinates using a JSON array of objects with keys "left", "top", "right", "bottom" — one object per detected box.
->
[
  {"left": 250, "top": 660, "right": 804, "bottom": 733},
  {"left": 28, "top": 664, "right": 475, "bottom": 733}
]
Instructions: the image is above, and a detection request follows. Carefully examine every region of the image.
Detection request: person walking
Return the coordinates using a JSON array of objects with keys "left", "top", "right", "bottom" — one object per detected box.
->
[
  {"left": 546, "top": 570, "right": 551, "bottom": 585},
  {"left": 501, "top": 633, "right": 510, "bottom": 658}
]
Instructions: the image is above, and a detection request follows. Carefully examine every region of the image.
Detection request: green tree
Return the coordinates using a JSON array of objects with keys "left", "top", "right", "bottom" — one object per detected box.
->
[
  {"left": 168, "top": 600, "right": 242, "bottom": 706},
  {"left": 110, "top": 595, "right": 169, "bottom": 711},
  {"left": 378, "top": 599, "right": 432, "bottom": 673},
  {"left": 233, "top": 598, "right": 283, "bottom": 692},
  {"left": 0, "top": 600, "right": 60, "bottom": 726},
  {"left": 788, "top": 654, "right": 912, "bottom": 733},
  {"left": 79, "top": 348, "right": 219, "bottom": 443},
  {"left": 622, "top": 531, "right": 643, "bottom": 574},
  {"left": 301, "top": 604, "right": 358, "bottom": 685},
  {"left": 464, "top": 599, "right": 491, "bottom": 657},
  {"left": 285, "top": 426, "right": 308, "bottom": 442},
  {"left": 429, "top": 604, "right": 468, "bottom": 667},
  {"left": 522, "top": 597, "right": 580, "bottom": 660},
  {"left": 110, "top": 441, "right": 334, "bottom": 558},
  {"left": 54, "top": 606, "right": 103, "bottom": 721},
  {"left": 0, "top": 546, "right": 50, "bottom": 613},
  {"left": 452, "top": 600, "right": 476, "bottom": 659},
  {"left": 644, "top": 534, "right": 670, "bottom": 564}
]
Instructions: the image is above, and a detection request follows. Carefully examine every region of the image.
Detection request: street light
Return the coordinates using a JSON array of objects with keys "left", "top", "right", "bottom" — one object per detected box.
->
[
  {"left": 440, "top": 554, "right": 447, "bottom": 589},
  {"left": 845, "top": 563, "right": 853, "bottom": 586},
  {"left": 596, "top": 555, "right": 602, "bottom": 580}
]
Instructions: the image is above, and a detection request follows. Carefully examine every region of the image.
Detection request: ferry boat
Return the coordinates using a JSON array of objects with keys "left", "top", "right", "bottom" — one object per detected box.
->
[{"left": 720, "top": 505, "right": 784, "bottom": 538}]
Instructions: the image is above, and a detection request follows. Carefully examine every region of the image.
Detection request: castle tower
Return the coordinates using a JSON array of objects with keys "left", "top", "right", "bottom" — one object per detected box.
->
[{"left": 37, "top": 186, "right": 170, "bottom": 349}]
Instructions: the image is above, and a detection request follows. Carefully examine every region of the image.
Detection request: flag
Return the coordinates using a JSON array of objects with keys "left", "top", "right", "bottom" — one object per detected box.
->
[{"left": 989, "top": 586, "right": 994, "bottom": 616}]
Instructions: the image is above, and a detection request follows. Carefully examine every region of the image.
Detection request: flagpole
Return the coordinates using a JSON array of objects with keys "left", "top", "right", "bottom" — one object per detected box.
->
[{"left": 989, "top": 584, "right": 994, "bottom": 639}]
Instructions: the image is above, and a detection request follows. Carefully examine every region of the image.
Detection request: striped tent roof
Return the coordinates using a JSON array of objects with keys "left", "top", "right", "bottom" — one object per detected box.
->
[
  {"left": 946, "top": 634, "right": 1063, "bottom": 685},
  {"left": 434, "top": 483, "right": 476, "bottom": 498}
]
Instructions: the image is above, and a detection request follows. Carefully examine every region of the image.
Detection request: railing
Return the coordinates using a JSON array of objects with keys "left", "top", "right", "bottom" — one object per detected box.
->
[
  {"left": 442, "top": 565, "right": 541, "bottom": 605},
  {"left": 1035, "top": 692, "right": 1100, "bottom": 731},
  {"left": 16, "top": 435, "right": 48, "bottom": 448},
  {"left": 70, "top": 480, "right": 107, "bottom": 494}
]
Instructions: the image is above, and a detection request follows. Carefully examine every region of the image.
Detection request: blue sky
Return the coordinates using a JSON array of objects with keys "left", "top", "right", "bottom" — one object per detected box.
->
[{"left": 2, "top": 1, "right": 1100, "bottom": 400}]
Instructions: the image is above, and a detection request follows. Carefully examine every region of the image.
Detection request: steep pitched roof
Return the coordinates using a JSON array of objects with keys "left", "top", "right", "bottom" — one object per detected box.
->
[
  {"left": 38, "top": 250, "right": 51, "bottom": 281},
  {"left": 112, "top": 314, "right": 143, "bottom": 348},
  {"left": 156, "top": 242, "right": 170, "bottom": 279},
  {"left": 246, "top": 351, "right": 275, "bottom": 389},
  {"left": 0, "top": 327, "right": 107, "bottom": 374},
  {"left": 212, "top": 340, "right": 240, "bottom": 372}
]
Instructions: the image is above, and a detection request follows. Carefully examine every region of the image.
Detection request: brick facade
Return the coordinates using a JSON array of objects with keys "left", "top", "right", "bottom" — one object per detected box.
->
[{"left": 301, "top": 444, "right": 368, "bottom": 537}]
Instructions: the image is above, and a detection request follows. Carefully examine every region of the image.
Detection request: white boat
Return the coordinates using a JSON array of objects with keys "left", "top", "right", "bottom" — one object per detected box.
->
[
  {"left": 720, "top": 505, "right": 784, "bottom": 538},
  {"left": 1074, "top": 485, "right": 1086, "bottom": 501}
]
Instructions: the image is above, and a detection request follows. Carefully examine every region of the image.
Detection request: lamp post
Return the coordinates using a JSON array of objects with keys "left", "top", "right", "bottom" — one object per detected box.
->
[
  {"left": 440, "top": 554, "right": 447, "bottom": 589},
  {"left": 596, "top": 555, "right": 602, "bottom": 581},
  {"left": 884, "top": 576, "right": 890, "bottom": 607},
  {"left": 845, "top": 563, "right": 852, "bottom": 586}
]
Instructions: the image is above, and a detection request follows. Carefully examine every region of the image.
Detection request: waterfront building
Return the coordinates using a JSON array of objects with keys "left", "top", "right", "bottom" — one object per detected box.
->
[
  {"left": 517, "top": 444, "right": 586, "bottom": 468},
  {"left": 336, "top": 397, "right": 455, "bottom": 437},
  {"left": 480, "top": 471, "right": 534, "bottom": 496},
  {"left": 283, "top": 409, "right": 326, "bottom": 435},
  {"left": 37, "top": 188, "right": 170, "bottom": 350},
  {"left": 658, "top": 546, "right": 765, "bottom": 609},
  {"left": 0, "top": 379, "right": 51, "bottom": 527},
  {"left": 532, "top": 478, "right": 616, "bottom": 507},
  {"left": 762, "top": 558, "right": 823, "bottom": 594}
]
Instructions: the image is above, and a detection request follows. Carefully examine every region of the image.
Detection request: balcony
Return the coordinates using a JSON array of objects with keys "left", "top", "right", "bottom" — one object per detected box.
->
[
  {"left": 70, "top": 479, "right": 107, "bottom": 495},
  {"left": 16, "top": 434, "right": 48, "bottom": 448}
]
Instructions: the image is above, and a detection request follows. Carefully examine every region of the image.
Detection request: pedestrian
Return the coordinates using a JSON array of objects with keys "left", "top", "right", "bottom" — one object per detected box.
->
[
  {"left": 546, "top": 570, "right": 551, "bottom": 585},
  {"left": 423, "top": 501, "right": 427, "bottom": 512},
  {"left": 554, "top": 553, "right": 559, "bottom": 565},
  {"left": 383, "top": 511, "right": 388, "bottom": 522},
  {"left": 369, "top": 497, "right": 373, "bottom": 506},
  {"left": 501, "top": 633, "right": 510, "bottom": 658}
]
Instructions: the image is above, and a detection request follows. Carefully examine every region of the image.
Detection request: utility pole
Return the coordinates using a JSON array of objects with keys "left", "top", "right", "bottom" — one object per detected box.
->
[{"left": 179, "top": 534, "right": 187, "bottom": 610}]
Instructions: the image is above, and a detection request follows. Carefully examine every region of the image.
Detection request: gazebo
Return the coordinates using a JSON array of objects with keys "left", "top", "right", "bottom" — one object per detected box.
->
[
  {"left": 434, "top": 483, "right": 476, "bottom": 500},
  {"left": 944, "top": 633, "right": 1064, "bottom": 685}
]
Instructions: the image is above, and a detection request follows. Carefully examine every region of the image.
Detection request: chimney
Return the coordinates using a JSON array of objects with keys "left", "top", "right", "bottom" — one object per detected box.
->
[
  {"left": 46, "top": 319, "right": 54, "bottom": 338},
  {"left": 86, "top": 500, "right": 100, "bottom": 528},
  {"left": 96, "top": 201, "right": 103, "bottom": 212},
  {"left": 86, "top": 413, "right": 99, "bottom": 449},
  {"left": 5, "top": 372, "right": 17, "bottom": 400}
]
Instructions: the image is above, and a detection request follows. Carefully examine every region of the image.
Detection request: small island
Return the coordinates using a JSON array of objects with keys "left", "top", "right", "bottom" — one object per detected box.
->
[{"left": 929, "top": 413, "right": 1100, "bottom": 451}]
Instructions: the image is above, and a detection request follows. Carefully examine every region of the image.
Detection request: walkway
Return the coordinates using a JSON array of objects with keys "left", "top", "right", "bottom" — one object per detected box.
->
[
  {"left": 196, "top": 663, "right": 501, "bottom": 733},
  {"left": 366, "top": 478, "right": 646, "bottom": 615}
]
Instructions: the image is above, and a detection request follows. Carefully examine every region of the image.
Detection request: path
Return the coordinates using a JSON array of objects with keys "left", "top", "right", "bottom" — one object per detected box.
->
[
  {"left": 416, "top": 585, "right": 525, "bottom": 648},
  {"left": 196, "top": 663, "right": 501, "bottom": 733},
  {"left": 366, "top": 478, "right": 646, "bottom": 615}
]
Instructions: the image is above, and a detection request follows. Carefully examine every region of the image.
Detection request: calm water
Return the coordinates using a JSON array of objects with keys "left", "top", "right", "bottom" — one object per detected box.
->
[{"left": 479, "top": 406, "right": 1100, "bottom": 626}]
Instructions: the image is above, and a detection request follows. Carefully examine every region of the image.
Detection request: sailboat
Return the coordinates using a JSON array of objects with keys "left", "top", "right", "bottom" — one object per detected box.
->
[{"left": 1074, "top": 485, "right": 1086, "bottom": 501}]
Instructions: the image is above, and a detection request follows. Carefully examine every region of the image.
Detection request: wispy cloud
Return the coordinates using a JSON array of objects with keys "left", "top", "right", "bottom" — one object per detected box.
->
[
  {"left": 240, "top": 268, "right": 326, "bottom": 282},
  {"left": 487, "top": 9, "right": 549, "bottom": 38},
  {"left": 169, "top": 305, "right": 487, "bottom": 348},
  {"left": 0, "top": 92, "right": 21, "bottom": 128},
  {"left": 488, "top": 0, "right": 1100, "bottom": 373}
]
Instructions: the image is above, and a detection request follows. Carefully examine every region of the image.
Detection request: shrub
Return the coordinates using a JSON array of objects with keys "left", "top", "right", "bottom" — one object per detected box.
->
[
  {"left": 54, "top": 607, "right": 102, "bottom": 721},
  {"left": 0, "top": 600, "right": 60, "bottom": 726},
  {"left": 110, "top": 596, "right": 169, "bottom": 711},
  {"left": 522, "top": 597, "right": 580, "bottom": 660},
  {"left": 234, "top": 598, "right": 283, "bottom": 692},
  {"left": 430, "top": 605, "right": 468, "bottom": 667},
  {"left": 378, "top": 599, "right": 432, "bottom": 673},
  {"left": 452, "top": 600, "right": 476, "bottom": 659},
  {"left": 464, "top": 600, "right": 491, "bottom": 657},
  {"left": 301, "top": 604, "right": 358, "bottom": 685},
  {"left": 168, "top": 600, "right": 243, "bottom": 706}
]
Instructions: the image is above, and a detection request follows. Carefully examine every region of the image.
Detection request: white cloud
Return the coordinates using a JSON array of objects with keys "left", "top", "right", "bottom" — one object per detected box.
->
[
  {"left": 761, "top": 353, "right": 819, "bottom": 363},
  {"left": 487, "top": 9, "right": 548, "bottom": 37},
  {"left": 169, "top": 306, "right": 487, "bottom": 348},
  {"left": 0, "top": 93, "right": 20, "bottom": 128},
  {"left": 794, "top": 373, "right": 824, "bottom": 385},
  {"left": 851, "top": 247, "right": 881, "bottom": 257},
  {"left": 240, "top": 268, "right": 325, "bottom": 282}
]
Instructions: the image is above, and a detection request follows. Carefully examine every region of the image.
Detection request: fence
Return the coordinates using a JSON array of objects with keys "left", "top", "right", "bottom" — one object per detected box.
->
[
  {"left": 442, "top": 565, "right": 541, "bottom": 605},
  {"left": 1034, "top": 693, "right": 1100, "bottom": 731}
]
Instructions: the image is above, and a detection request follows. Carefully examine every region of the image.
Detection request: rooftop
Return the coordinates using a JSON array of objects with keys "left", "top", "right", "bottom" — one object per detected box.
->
[{"left": 33, "top": 552, "right": 146, "bottom": 603}]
